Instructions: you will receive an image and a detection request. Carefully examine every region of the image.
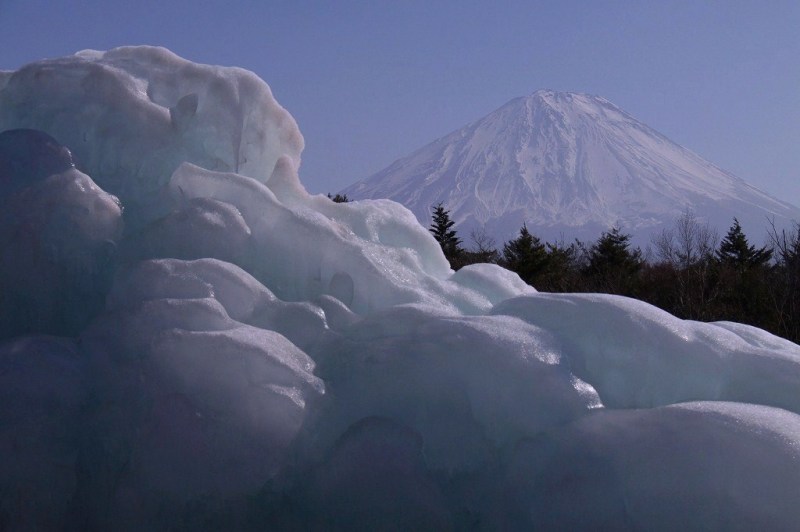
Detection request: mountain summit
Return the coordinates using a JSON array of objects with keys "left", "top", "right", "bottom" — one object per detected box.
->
[{"left": 342, "top": 90, "right": 798, "bottom": 244}]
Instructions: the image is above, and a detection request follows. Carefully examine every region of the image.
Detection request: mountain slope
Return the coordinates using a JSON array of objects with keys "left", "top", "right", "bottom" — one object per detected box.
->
[{"left": 342, "top": 90, "right": 799, "bottom": 244}]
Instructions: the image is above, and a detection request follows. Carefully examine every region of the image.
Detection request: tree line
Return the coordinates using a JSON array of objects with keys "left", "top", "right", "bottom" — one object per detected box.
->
[{"left": 428, "top": 203, "right": 800, "bottom": 344}]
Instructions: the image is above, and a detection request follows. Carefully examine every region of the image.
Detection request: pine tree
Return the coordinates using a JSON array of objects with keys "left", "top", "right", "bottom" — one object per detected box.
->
[
  {"left": 588, "top": 227, "right": 642, "bottom": 272},
  {"left": 713, "top": 218, "right": 774, "bottom": 326},
  {"left": 539, "top": 241, "right": 581, "bottom": 292},
  {"left": 429, "top": 203, "right": 462, "bottom": 265},
  {"left": 326, "top": 193, "right": 350, "bottom": 203},
  {"left": 501, "top": 224, "right": 548, "bottom": 285},
  {"left": 585, "top": 227, "right": 643, "bottom": 294},
  {"left": 716, "top": 218, "right": 772, "bottom": 270}
]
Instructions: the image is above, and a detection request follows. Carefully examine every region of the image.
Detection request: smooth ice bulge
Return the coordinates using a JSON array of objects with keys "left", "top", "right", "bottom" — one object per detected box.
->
[{"left": 1, "top": 46, "right": 799, "bottom": 529}]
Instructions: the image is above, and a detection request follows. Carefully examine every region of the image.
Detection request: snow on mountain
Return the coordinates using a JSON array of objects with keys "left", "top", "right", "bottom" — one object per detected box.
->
[{"left": 343, "top": 90, "right": 799, "bottom": 245}]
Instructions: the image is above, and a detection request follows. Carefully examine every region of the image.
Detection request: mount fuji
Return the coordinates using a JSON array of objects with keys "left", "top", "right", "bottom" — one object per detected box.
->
[{"left": 342, "top": 90, "right": 799, "bottom": 245}]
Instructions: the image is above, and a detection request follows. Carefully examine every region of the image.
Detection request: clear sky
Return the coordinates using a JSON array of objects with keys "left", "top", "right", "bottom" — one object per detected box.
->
[{"left": 1, "top": 0, "right": 799, "bottom": 203}]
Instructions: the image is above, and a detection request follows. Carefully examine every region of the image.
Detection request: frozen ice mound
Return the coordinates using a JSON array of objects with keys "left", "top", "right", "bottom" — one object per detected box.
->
[
  {"left": 161, "top": 161, "right": 526, "bottom": 314},
  {"left": 301, "top": 304, "right": 602, "bottom": 473},
  {"left": 1, "top": 46, "right": 800, "bottom": 529},
  {"left": 78, "top": 258, "right": 325, "bottom": 528},
  {"left": 0, "top": 129, "right": 122, "bottom": 339},
  {"left": 500, "top": 402, "right": 800, "bottom": 530},
  {"left": 492, "top": 293, "right": 800, "bottom": 412},
  {"left": 0, "top": 46, "right": 303, "bottom": 228}
]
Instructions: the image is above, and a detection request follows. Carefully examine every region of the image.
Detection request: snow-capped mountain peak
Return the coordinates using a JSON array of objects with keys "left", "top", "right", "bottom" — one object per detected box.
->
[{"left": 343, "top": 90, "right": 798, "bottom": 244}]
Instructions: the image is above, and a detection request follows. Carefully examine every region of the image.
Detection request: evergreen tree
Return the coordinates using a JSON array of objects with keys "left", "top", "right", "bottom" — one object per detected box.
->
[
  {"left": 326, "top": 193, "right": 350, "bottom": 203},
  {"left": 713, "top": 218, "right": 774, "bottom": 326},
  {"left": 539, "top": 241, "right": 581, "bottom": 292},
  {"left": 429, "top": 203, "right": 462, "bottom": 265},
  {"left": 585, "top": 227, "right": 643, "bottom": 294},
  {"left": 501, "top": 224, "right": 548, "bottom": 285},
  {"left": 716, "top": 218, "right": 772, "bottom": 270}
]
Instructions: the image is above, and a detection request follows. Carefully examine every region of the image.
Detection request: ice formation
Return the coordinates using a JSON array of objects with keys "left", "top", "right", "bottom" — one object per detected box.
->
[{"left": 1, "top": 47, "right": 799, "bottom": 530}]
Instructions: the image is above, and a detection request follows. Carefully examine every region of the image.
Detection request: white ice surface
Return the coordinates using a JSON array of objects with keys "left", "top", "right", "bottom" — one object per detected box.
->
[
  {"left": 1, "top": 47, "right": 799, "bottom": 529},
  {"left": 492, "top": 293, "right": 800, "bottom": 412}
]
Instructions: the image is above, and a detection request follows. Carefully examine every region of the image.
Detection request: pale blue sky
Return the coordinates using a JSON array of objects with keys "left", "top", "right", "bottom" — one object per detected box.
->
[{"left": 1, "top": 1, "right": 799, "bottom": 203}]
